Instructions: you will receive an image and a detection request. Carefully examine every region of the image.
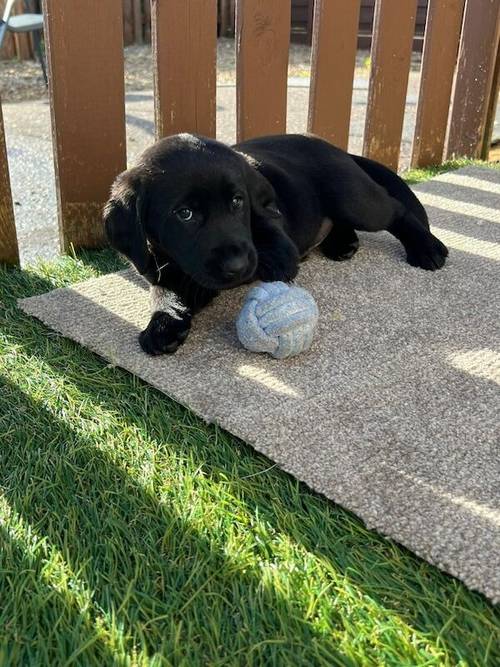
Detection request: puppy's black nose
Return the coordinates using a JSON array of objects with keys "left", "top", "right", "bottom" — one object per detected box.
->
[{"left": 221, "top": 254, "right": 248, "bottom": 280}]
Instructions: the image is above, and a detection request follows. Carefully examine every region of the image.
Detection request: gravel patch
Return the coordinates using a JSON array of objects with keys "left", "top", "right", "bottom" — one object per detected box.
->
[
  {"left": 1, "top": 39, "right": 423, "bottom": 103},
  {"left": 0, "top": 57, "right": 46, "bottom": 102},
  {"left": 2, "top": 39, "right": 313, "bottom": 101}
]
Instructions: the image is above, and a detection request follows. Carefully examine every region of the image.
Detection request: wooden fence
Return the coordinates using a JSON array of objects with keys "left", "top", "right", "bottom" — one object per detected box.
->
[{"left": 0, "top": 0, "right": 499, "bottom": 266}]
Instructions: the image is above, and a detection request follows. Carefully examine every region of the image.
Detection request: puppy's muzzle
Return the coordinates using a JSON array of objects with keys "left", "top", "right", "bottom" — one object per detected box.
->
[
  {"left": 209, "top": 243, "right": 257, "bottom": 286},
  {"left": 221, "top": 253, "right": 249, "bottom": 280}
]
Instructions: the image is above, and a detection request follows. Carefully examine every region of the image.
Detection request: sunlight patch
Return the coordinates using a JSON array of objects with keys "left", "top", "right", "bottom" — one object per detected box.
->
[
  {"left": 430, "top": 227, "right": 500, "bottom": 261},
  {"left": 433, "top": 172, "right": 500, "bottom": 195},
  {"left": 420, "top": 192, "right": 500, "bottom": 223},
  {"left": 238, "top": 365, "right": 301, "bottom": 397},
  {"left": 395, "top": 473, "right": 500, "bottom": 527},
  {"left": 448, "top": 349, "right": 500, "bottom": 386}
]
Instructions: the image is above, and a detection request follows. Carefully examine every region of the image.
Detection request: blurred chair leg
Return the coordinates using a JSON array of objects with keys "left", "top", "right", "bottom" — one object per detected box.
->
[
  {"left": 0, "top": 21, "right": 8, "bottom": 50},
  {"left": 32, "top": 28, "right": 47, "bottom": 86}
]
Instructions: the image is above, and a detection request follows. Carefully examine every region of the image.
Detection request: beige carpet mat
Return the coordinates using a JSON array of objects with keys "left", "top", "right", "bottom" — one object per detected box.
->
[{"left": 19, "top": 166, "right": 500, "bottom": 601}]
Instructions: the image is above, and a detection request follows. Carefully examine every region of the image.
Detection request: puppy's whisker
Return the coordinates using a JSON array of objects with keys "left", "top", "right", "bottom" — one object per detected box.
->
[
  {"left": 155, "top": 260, "right": 170, "bottom": 281},
  {"left": 148, "top": 246, "right": 170, "bottom": 282}
]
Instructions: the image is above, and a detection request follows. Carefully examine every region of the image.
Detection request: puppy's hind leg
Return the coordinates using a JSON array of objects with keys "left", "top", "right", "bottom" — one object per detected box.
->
[
  {"left": 389, "top": 210, "right": 448, "bottom": 270},
  {"left": 320, "top": 223, "right": 360, "bottom": 261}
]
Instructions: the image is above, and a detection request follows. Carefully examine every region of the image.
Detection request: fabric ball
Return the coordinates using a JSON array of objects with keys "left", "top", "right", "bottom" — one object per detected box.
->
[{"left": 236, "top": 281, "right": 319, "bottom": 359}]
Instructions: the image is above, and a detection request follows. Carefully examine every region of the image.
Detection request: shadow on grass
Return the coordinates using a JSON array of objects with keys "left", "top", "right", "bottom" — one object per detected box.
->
[
  {"left": 0, "top": 373, "right": 350, "bottom": 666},
  {"left": 0, "top": 525, "right": 118, "bottom": 666},
  {"left": 1, "top": 253, "right": 499, "bottom": 665}
]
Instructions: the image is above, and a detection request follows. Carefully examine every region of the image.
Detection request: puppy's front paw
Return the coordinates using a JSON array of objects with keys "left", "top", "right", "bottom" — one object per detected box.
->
[
  {"left": 257, "top": 247, "right": 299, "bottom": 283},
  {"left": 139, "top": 310, "right": 192, "bottom": 355},
  {"left": 406, "top": 233, "right": 449, "bottom": 271}
]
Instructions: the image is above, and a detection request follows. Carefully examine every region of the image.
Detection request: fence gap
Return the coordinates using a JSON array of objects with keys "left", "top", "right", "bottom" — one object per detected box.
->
[
  {"left": 43, "top": 0, "right": 126, "bottom": 252},
  {"left": 13, "top": 1, "right": 33, "bottom": 60},
  {"left": 152, "top": 0, "right": 217, "bottom": 139},
  {"left": 143, "top": 0, "right": 151, "bottom": 43},
  {"left": 481, "top": 42, "right": 500, "bottom": 160},
  {"left": 307, "top": 0, "right": 361, "bottom": 150},
  {"left": 219, "top": 0, "right": 235, "bottom": 37},
  {"left": 123, "top": 0, "right": 135, "bottom": 45},
  {"left": 363, "top": 0, "right": 418, "bottom": 170},
  {"left": 236, "top": 0, "right": 291, "bottom": 142},
  {"left": 0, "top": 101, "right": 19, "bottom": 265},
  {"left": 411, "top": 0, "right": 465, "bottom": 168},
  {"left": 133, "top": 0, "right": 143, "bottom": 44},
  {"left": 446, "top": 0, "right": 500, "bottom": 159}
]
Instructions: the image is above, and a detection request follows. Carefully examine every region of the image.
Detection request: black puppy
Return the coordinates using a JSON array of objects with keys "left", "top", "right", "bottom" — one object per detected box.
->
[{"left": 104, "top": 132, "right": 448, "bottom": 355}]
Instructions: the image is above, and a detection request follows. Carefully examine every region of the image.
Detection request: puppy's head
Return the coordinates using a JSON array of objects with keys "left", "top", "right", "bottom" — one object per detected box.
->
[{"left": 104, "top": 133, "right": 281, "bottom": 290}]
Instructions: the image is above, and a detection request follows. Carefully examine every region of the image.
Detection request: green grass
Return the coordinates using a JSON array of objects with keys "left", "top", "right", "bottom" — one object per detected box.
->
[
  {"left": 1, "top": 163, "right": 499, "bottom": 665},
  {"left": 402, "top": 157, "right": 500, "bottom": 184}
]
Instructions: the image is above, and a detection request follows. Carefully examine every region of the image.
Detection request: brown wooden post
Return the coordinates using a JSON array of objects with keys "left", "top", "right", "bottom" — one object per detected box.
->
[
  {"left": 12, "top": 32, "right": 31, "bottom": 60},
  {"left": 411, "top": 0, "right": 465, "bottom": 167},
  {"left": 0, "top": 32, "right": 16, "bottom": 60},
  {"left": 43, "top": 0, "right": 126, "bottom": 252},
  {"left": 308, "top": 0, "right": 361, "bottom": 149},
  {"left": 363, "top": 0, "right": 418, "bottom": 170},
  {"left": 152, "top": 0, "right": 217, "bottom": 139},
  {"left": 0, "top": 100, "right": 19, "bottom": 265},
  {"left": 446, "top": 0, "right": 500, "bottom": 159},
  {"left": 236, "top": 0, "right": 291, "bottom": 141}
]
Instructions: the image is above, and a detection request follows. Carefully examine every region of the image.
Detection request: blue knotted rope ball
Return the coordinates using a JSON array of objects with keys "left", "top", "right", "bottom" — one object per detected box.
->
[{"left": 236, "top": 281, "right": 319, "bottom": 359}]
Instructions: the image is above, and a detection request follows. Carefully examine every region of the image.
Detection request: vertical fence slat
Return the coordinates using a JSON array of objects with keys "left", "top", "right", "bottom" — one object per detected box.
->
[
  {"left": 152, "top": 0, "right": 217, "bottom": 139},
  {"left": 0, "top": 0, "right": 16, "bottom": 59},
  {"left": 236, "top": 0, "right": 291, "bottom": 142},
  {"left": 0, "top": 31, "right": 16, "bottom": 60},
  {"left": 0, "top": 101, "right": 19, "bottom": 265},
  {"left": 446, "top": 0, "right": 500, "bottom": 159},
  {"left": 307, "top": 0, "right": 361, "bottom": 150},
  {"left": 43, "top": 0, "right": 126, "bottom": 252},
  {"left": 411, "top": 0, "right": 465, "bottom": 168},
  {"left": 363, "top": 0, "right": 418, "bottom": 170}
]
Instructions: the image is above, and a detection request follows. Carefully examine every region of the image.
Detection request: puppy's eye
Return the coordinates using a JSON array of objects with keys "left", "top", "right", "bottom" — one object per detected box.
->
[
  {"left": 231, "top": 194, "right": 244, "bottom": 210},
  {"left": 175, "top": 207, "right": 193, "bottom": 221},
  {"left": 266, "top": 203, "right": 281, "bottom": 216}
]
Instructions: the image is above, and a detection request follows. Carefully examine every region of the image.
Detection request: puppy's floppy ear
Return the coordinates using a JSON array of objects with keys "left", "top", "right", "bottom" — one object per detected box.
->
[
  {"left": 103, "top": 168, "right": 153, "bottom": 275},
  {"left": 238, "top": 152, "right": 282, "bottom": 220},
  {"left": 237, "top": 151, "right": 300, "bottom": 282}
]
